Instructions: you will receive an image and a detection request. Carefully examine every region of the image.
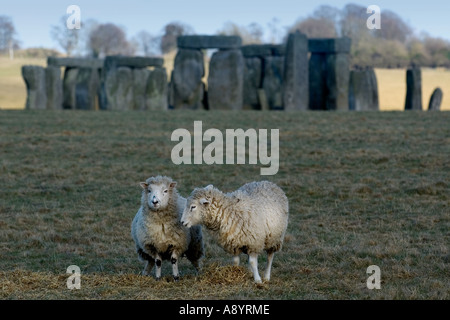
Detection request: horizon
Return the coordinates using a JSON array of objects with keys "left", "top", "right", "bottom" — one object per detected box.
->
[{"left": 3, "top": 0, "right": 450, "bottom": 52}]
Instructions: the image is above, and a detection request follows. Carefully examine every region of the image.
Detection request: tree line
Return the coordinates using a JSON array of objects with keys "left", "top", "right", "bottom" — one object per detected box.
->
[{"left": 1, "top": 3, "right": 449, "bottom": 68}]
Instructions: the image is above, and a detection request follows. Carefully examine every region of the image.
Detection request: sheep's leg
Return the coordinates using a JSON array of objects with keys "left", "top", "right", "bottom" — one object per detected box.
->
[
  {"left": 171, "top": 253, "right": 180, "bottom": 281},
  {"left": 155, "top": 255, "right": 162, "bottom": 280},
  {"left": 191, "top": 259, "right": 201, "bottom": 274},
  {"left": 264, "top": 252, "right": 275, "bottom": 281},
  {"left": 142, "top": 259, "right": 155, "bottom": 276},
  {"left": 248, "top": 253, "right": 262, "bottom": 283},
  {"left": 232, "top": 255, "right": 240, "bottom": 266}
]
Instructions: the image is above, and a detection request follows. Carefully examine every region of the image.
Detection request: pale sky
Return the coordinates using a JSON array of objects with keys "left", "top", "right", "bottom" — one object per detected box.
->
[{"left": 2, "top": 0, "right": 450, "bottom": 50}]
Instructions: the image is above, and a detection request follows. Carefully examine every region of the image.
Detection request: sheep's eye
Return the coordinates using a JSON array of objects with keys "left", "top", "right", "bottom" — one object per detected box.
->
[
  {"left": 147, "top": 189, "right": 151, "bottom": 193},
  {"left": 163, "top": 189, "right": 168, "bottom": 194},
  {"left": 190, "top": 205, "right": 196, "bottom": 211}
]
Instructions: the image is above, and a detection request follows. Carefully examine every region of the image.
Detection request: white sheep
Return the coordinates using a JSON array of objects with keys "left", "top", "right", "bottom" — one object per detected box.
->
[
  {"left": 131, "top": 176, "right": 204, "bottom": 280},
  {"left": 181, "top": 181, "right": 289, "bottom": 283}
]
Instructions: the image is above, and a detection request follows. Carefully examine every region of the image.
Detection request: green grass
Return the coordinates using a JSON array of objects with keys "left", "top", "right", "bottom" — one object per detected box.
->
[{"left": 0, "top": 110, "right": 449, "bottom": 299}]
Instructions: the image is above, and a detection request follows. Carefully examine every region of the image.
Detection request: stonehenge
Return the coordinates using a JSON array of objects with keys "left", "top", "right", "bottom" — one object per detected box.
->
[{"left": 23, "top": 33, "right": 438, "bottom": 112}]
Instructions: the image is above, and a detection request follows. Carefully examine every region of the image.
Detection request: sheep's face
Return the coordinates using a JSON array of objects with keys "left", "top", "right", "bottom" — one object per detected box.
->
[
  {"left": 181, "top": 185, "right": 213, "bottom": 228},
  {"left": 140, "top": 179, "right": 176, "bottom": 211}
]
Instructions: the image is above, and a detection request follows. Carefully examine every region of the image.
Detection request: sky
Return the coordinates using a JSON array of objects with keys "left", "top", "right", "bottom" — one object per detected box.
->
[{"left": 3, "top": 0, "right": 450, "bottom": 51}]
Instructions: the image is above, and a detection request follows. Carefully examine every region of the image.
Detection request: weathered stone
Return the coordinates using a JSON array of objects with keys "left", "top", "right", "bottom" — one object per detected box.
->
[
  {"left": 326, "top": 53, "right": 350, "bottom": 110},
  {"left": 405, "top": 68, "right": 422, "bottom": 110},
  {"left": 22, "top": 65, "right": 47, "bottom": 109},
  {"left": 45, "top": 66, "right": 63, "bottom": 110},
  {"left": 146, "top": 67, "right": 168, "bottom": 110},
  {"left": 170, "top": 49, "right": 204, "bottom": 109},
  {"left": 105, "top": 67, "right": 134, "bottom": 110},
  {"left": 309, "top": 37, "right": 352, "bottom": 53},
  {"left": 75, "top": 68, "right": 100, "bottom": 110},
  {"left": 62, "top": 67, "right": 78, "bottom": 109},
  {"left": 262, "top": 56, "right": 284, "bottom": 110},
  {"left": 241, "top": 45, "right": 272, "bottom": 57},
  {"left": 133, "top": 68, "right": 151, "bottom": 110},
  {"left": 208, "top": 49, "right": 244, "bottom": 110},
  {"left": 103, "top": 56, "right": 164, "bottom": 70},
  {"left": 283, "top": 32, "right": 308, "bottom": 111},
  {"left": 349, "top": 68, "right": 379, "bottom": 111},
  {"left": 309, "top": 39, "right": 351, "bottom": 111},
  {"left": 48, "top": 57, "right": 104, "bottom": 69},
  {"left": 309, "top": 53, "right": 327, "bottom": 110},
  {"left": 177, "top": 35, "right": 242, "bottom": 49},
  {"left": 428, "top": 87, "right": 443, "bottom": 111},
  {"left": 241, "top": 44, "right": 285, "bottom": 57},
  {"left": 243, "top": 57, "right": 262, "bottom": 110}
]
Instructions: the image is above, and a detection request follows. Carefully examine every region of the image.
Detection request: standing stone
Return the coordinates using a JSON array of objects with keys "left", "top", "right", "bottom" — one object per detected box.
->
[
  {"left": 75, "top": 68, "right": 100, "bottom": 110},
  {"left": 243, "top": 57, "right": 262, "bottom": 110},
  {"left": 133, "top": 68, "right": 151, "bottom": 110},
  {"left": 309, "top": 53, "right": 327, "bottom": 110},
  {"left": 22, "top": 65, "right": 47, "bottom": 110},
  {"left": 283, "top": 32, "right": 308, "bottom": 110},
  {"left": 105, "top": 67, "right": 134, "bottom": 110},
  {"left": 63, "top": 67, "right": 79, "bottom": 109},
  {"left": 262, "top": 56, "right": 284, "bottom": 110},
  {"left": 326, "top": 52, "right": 350, "bottom": 110},
  {"left": 170, "top": 49, "right": 204, "bottom": 109},
  {"left": 45, "top": 66, "right": 62, "bottom": 110},
  {"left": 428, "top": 87, "right": 443, "bottom": 111},
  {"left": 349, "top": 68, "right": 379, "bottom": 111},
  {"left": 208, "top": 49, "right": 244, "bottom": 110},
  {"left": 309, "top": 38, "right": 351, "bottom": 110},
  {"left": 405, "top": 68, "right": 422, "bottom": 110},
  {"left": 146, "top": 67, "right": 168, "bottom": 110}
]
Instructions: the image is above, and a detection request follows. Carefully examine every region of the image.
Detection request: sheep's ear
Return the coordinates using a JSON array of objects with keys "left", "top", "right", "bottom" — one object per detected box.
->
[
  {"left": 204, "top": 184, "right": 213, "bottom": 191},
  {"left": 140, "top": 182, "right": 148, "bottom": 190},
  {"left": 200, "top": 198, "right": 210, "bottom": 206},
  {"left": 169, "top": 182, "right": 177, "bottom": 189}
]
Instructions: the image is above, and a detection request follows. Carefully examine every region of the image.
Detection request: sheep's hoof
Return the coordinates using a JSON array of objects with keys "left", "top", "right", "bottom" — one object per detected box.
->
[
  {"left": 155, "top": 276, "right": 161, "bottom": 281},
  {"left": 173, "top": 276, "right": 180, "bottom": 282}
]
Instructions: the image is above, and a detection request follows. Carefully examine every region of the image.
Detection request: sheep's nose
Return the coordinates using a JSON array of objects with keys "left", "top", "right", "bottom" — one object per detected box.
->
[{"left": 152, "top": 199, "right": 159, "bottom": 204}]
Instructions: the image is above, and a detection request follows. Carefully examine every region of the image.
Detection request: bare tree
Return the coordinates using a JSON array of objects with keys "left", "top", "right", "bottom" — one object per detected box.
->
[
  {"left": 134, "top": 30, "right": 160, "bottom": 56},
  {"left": 218, "top": 22, "right": 264, "bottom": 44},
  {"left": 289, "top": 17, "right": 337, "bottom": 38},
  {"left": 267, "top": 18, "right": 284, "bottom": 44},
  {"left": 88, "top": 23, "right": 135, "bottom": 58},
  {"left": 375, "top": 10, "right": 412, "bottom": 42},
  {"left": 160, "top": 22, "right": 194, "bottom": 54},
  {"left": 50, "top": 16, "right": 80, "bottom": 56},
  {"left": 0, "top": 15, "right": 20, "bottom": 54}
]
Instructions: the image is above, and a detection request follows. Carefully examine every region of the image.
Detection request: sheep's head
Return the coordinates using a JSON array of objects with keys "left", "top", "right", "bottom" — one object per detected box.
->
[
  {"left": 140, "top": 176, "right": 177, "bottom": 211},
  {"left": 181, "top": 184, "right": 213, "bottom": 228}
]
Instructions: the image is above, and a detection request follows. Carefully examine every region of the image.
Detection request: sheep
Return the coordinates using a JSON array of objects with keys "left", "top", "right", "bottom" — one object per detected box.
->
[
  {"left": 131, "top": 175, "right": 204, "bottom": 281},
  {"left": 181, "top": 181, "right": 289, "bottom": 283}
]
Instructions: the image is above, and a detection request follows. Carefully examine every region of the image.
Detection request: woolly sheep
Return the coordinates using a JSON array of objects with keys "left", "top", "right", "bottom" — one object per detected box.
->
[
  {"left": 181, "top": 181, "right": 289, "bottom": 283},
  {"left": 131, "top": 176, "right": 204, "bottom": 281}
]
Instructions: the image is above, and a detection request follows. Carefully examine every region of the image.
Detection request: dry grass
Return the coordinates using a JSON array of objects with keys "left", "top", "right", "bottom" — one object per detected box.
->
[
  {"left": 0, "top": 57, "right": 46, "bottom": 110},
  {"left": 375, "top": 68, "right": 450, "bottom": 111},
  {"left": 0, "top": 110, "right": 448, "bottom": 300}
]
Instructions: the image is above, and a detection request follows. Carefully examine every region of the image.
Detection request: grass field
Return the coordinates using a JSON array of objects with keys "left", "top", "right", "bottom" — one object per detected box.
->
[
  {"left": 1, "top": 55, "right": 449, "bottom": 111},
  {"left": 0, "top": 110, "right": 448, "bottom": 300}
]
